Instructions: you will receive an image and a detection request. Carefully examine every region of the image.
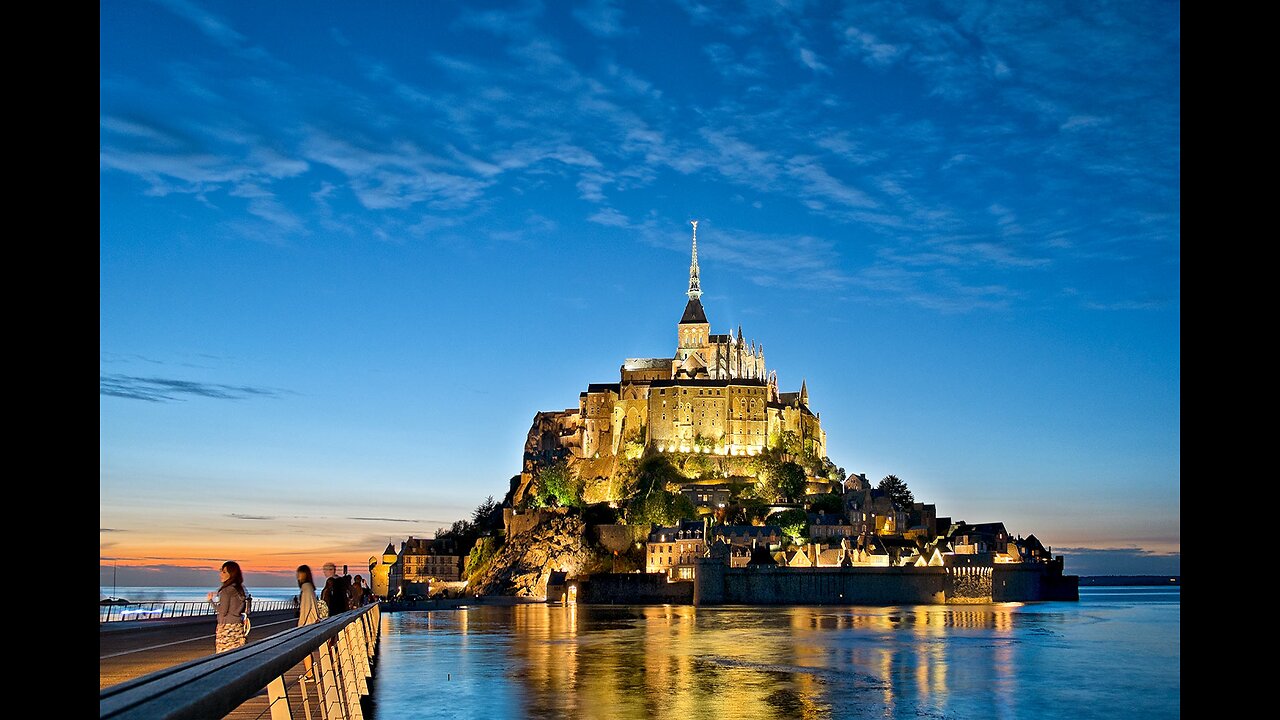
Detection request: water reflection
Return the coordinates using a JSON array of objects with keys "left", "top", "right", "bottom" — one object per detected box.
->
[{"left": 372, "top": 589, "right": 1179, "bottom": 720}]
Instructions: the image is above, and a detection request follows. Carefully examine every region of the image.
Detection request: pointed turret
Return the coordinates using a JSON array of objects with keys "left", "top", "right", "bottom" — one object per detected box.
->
[
  {"left": 677, "top": 221, "right": 710, "bottom": 358},
  {"left": 687, "top": 220, "right": 702, "bottom": 301},
  {"left": 800, "top": 378, "right": 809, "bottom": 405}
]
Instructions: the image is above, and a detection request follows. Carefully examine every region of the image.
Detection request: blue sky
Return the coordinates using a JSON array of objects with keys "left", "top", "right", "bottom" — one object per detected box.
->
[{"left": 100, "top": 0, "right": 1180, "bottom": 584}]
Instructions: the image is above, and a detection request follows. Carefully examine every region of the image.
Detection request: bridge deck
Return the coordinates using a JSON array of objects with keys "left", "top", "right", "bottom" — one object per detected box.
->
[
  {"left": 100, "top": 610, "right": 301, "bottom": 690},
  {"left": 101, "top": 605, "right": 380, "bottom": 720},
  {"left": 102, "top": 608, "right": 376, "bottom": 719}
]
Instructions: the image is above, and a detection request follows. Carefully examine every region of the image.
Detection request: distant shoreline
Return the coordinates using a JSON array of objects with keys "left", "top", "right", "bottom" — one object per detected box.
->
[{"left": 1079, "top": 575, "right": 1180, "bottom": 586}]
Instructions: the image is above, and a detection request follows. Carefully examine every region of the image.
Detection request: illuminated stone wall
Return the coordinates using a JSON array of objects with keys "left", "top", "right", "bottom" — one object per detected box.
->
[
  {"left": 693, "top": 553, "right": 1077, "bottom": 605},
  {"left": 646, "top": 383, "right": 771, "bottom": 455},
  {"left": 579, "top": 572, "right": 694, "bottom": 604},
  {"left": 697, "top": 563, "right": 950, "bottom": 605},
  {"left": 946, "top": 565, "right": 992, "bottom": 603},
  {"left": 521, "top": 262, "right": 833, "bottom": 483}
]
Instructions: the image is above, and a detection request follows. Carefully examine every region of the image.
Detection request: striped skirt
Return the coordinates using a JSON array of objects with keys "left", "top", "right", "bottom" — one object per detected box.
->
[{"left": 215, "top": 621, "right": 247, "bottom": 653}]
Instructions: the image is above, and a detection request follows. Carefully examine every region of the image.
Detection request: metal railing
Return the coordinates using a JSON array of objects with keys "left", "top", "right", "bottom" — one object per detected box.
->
[
  {"left": 100, "top": 599, "right": 298, "bottom": 623},
  {"left": 100, "top": 603, "right": 381, "bottom": 720}
]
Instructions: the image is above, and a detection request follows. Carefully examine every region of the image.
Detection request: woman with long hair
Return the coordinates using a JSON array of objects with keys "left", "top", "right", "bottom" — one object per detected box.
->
[
  {"left": 296, "top": 564, "right": 320, "bottom": 626},
  {"left": 206, "top": 560, "right": 249, "bottom": 653}
]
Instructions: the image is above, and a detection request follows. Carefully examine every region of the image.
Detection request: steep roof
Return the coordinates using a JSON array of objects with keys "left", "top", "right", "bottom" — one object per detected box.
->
[
  {"left": 679, "top": 298, "right": 708, "bottom": 324},
  {"left": 623, "top": 358, "right": 672, "bottom": 370},
  {"left": 809, "top": 513, "right": 850, "bottom": 526},
  {"left": 969, "top": 522, "right": 1008, "bottom": 536},
  {"left": 784, "top": 548, "right": 812, "bottom": 567},
  {"left": 713, "top": 525, "right": 784, "bottom": 538},
  {"left": 649, "top": 519, "right": 707, "bottom": 543},
  {"left": 817, "top": 548, "right": 845, "bottom": 566},
  {"left": 1021, "top": 534, "right": 1046, "bottom": 553}
]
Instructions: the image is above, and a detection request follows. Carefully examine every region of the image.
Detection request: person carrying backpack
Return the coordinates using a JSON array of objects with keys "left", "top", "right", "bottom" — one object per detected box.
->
[{"left": 319, "top": 562, "right": 349, "bottom": 617}]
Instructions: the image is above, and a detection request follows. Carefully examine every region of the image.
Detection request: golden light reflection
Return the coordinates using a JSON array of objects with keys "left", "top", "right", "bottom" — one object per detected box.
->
[{"left": 425, "top": 603, "right": 1033, "bottom": 719}]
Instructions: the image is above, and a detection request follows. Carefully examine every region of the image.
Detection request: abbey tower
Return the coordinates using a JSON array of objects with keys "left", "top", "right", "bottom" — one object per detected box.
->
[{"left": 520, "top": 223, "right": 829, "bottom": 500}]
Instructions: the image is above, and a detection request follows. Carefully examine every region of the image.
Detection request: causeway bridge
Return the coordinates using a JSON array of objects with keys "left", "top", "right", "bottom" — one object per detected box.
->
[{"left": 100, "top": 603, "right": 381, "bottom": 719}]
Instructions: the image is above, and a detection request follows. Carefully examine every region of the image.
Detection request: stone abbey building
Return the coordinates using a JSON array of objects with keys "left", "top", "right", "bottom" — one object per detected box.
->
[{"left": 521, "top": 223, "right": 827, "bottom": 492}]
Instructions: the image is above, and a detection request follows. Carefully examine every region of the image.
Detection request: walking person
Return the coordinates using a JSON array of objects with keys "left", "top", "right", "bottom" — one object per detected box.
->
[
  {"left": 207, "top": 561, "right": 249, "bottom": 653},
  {"left": 296, "top": 565, "right": 321, "bottom": 626},
  {"left": 320, "top": 562, "right": 348, "bottom": 618},
  {"left": 350, "top": 575, "right": 367, "bottom": 608},
  {"left": 294, "top": 564, "right": 323, "bottom": 716}
]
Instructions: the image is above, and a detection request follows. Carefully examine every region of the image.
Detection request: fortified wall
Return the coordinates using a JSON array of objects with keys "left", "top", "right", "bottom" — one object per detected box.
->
[{"left": 692, "top": 552, "right": 1077, "bottom": 605}]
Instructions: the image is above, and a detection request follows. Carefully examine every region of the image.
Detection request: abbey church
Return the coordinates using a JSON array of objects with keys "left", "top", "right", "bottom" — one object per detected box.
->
[{"left": 521, "top": 223, "right": 828, "bottom": 492}]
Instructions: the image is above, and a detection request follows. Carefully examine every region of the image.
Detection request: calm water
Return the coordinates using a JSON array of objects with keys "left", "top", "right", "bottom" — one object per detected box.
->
[{"left": 371, "top": 587, "right": 1179, "bottom": 719}]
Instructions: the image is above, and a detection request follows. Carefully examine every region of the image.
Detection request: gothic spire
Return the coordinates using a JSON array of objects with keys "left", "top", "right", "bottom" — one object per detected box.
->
[{"left": 688, "top": 220, "right": 702, "bottom": 300}]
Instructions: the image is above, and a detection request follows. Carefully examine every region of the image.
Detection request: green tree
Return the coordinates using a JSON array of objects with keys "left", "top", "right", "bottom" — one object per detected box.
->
[
  {"left": 623, "top": 455, "right": 695, "bottom": 527},
  {"left": 824, "top": 459, "right": 845, "bottom": 483},
  {"left": 775, "top": 430, "right": 802, "bottom": 455},
  {"left": 748, "top": 450, "right": 782, "bottom": 501},
  {"left": 808, "top": 492, "right": 843, "bottom": 514},
  {"left": 878, "top": 474, "right": 914, "bottom": 509},
  {"left": 753, "top": 475, "right": 782, "bottom": 503},
  {"left": 776, "top": 461, "right": 807, "bottom": 503},
  {"left": 537, "top": 460, "right": 583, "bottom": 508},
  {"left": 465, "top": 536, "right": 503, "bottom": 584},
  {"left": 770, "top": 508, "right": 809, "bottom": 541},
  {"left": 724, "top": 496, "right": 768, "bottom": 525},
  {"left": 472, "top": 495, "right": 499, "bottom": 528},
  {"left": 635, "top": 454, "right": 685, "bottom": 495},
  {"left": 627, "top": 487, "right": 696, "bottom": 527}
]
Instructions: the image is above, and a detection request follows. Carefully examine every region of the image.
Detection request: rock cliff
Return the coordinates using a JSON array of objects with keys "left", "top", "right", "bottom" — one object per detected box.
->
[{"left": 470, "top": 515, "right": 591, "bottom": 598}]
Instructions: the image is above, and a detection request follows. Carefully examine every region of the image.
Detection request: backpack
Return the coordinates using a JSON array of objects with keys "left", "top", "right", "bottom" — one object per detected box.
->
[
  {"left": 323, "top": 575, "right": 349, "bottom": 616},
  {"left": 316, "top": 588, "right": 330, "bottom": 619}
]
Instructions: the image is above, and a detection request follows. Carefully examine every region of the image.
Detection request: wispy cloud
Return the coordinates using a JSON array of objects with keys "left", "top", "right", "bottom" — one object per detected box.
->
[
  {"left": 840, "top": 26, "right": 904, "bottom": 67},
  {"left": 573, "top": 0, "right": 625, "bottom": 37},
  {"left": 151, "top": 0, "right": 255, "bottom": 57},
  {"left": 300, "top": 131, "right": 489, "bottom": 211},
  {"left": 785, "top": 156, "right": 877, "bottom": 209},
  {"left": 452, "top": 0, "right": 544, "bottom": 38},
  {"left": 227, "top": 513, "right": 276, "bottom": 521},
  {"left": 588, "top": 207, "right": 630, "bottom": 227},
  {"left": 100, "top": 375, "right": 291, "bottom": 402},
  {"left": 102, "top": 0, "right": 1177, "bottom": 312},
  {"left": 347, "top": 516, "right": 419, "bottom": 523}
]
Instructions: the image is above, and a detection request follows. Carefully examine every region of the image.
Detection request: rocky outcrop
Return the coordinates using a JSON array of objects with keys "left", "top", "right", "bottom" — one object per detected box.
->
[{"left": 470, "top": 515, "right": 591, "bottom": 598}]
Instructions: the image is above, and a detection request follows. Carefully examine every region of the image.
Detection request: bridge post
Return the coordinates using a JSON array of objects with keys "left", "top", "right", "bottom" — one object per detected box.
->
[
  {"left": 266, "top": 676, "right": 292, "bottom": 720},
  {"left": 353, "top": 619, "right": 372, "bottom": 680},
  {"left": 317, "top": 642, "right": 345, "bottom": 719},
  {"left": 298, "top": 654, "right": 317, "bottom": 720},
  {"left": 345, "top": 624, "right": 369, "bottom": 696},
  {"left": 361, "top": 613, "right": 375, "bottom": 657},
  {"left": 337, "top": 627, "right": 365, "bottom": 718}
]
